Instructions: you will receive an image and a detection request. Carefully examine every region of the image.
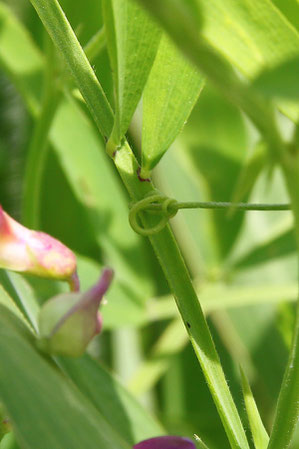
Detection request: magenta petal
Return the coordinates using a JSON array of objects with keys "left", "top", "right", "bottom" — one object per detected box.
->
[{"left": 133, "top": 436, "right": 196, "bottom": 449}]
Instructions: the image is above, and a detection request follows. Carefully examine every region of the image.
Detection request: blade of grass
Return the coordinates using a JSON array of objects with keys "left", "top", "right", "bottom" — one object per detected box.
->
[
  {"left": 27, "top": 0, "right": 250, "bottom": 447},
  {"left": 266, "top": 159, "right": 299, "bottom": 449},
  {"left": 240, "top": 367, "right": 269, "bottom": 449},
  {"left": 22, "top": 36, "right": 60, "bottom": 228}
]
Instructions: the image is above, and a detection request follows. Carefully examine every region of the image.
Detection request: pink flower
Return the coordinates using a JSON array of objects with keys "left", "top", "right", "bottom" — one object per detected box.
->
[
  {"left": 38, "top": 268, "right": 114, "bottom": 357},
  {"left": 134, "top": 437, "right": 196, "bottom": 449},
  {"left": 0, "top": 206, "right": 79, "bottom": 290}
]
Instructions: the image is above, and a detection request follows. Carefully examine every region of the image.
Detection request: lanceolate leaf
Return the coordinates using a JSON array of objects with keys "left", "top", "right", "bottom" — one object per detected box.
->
[
  {"left": 196, "top": 0, "right": 299, "bottom": 78},
  {"left": 253, "top": 56, "right": 299, "bottom": 100},
  {"left": 0, "top": 271, "right": 39, "bottom": 333},
  {"left": 240, "top": 367, "right": 269, "bottom": 449},
  {"left": 59, "top": 355, "right": 164, "bottom": 444},
  {"left": 135, "top": 0, "right": 281, "bottom": 161},
  {"left": 141, "top": 33, "right": 203, "bottom": 175},
  {"left": 103, "top": 0, "right": 161, "bottom": 147},
  {"left": 0, "top": 304, "right": 130, "bottom": 449}
]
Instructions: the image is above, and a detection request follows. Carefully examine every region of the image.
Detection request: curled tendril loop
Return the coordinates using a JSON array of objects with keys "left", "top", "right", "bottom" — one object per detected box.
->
[{"left": 129, "top": 193, "right": 178, "bottom": 236}]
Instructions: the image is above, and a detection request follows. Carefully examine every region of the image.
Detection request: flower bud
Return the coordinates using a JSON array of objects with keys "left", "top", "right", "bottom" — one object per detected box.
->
[
  {"left": 134, "top": 437, "right": 196, "bottom": 449},
  {"left": 0, "top": 206, "right": 78, "bottom": 290},
  {"left": 38, "top": 268, "right": 114, "bottom": 357}
]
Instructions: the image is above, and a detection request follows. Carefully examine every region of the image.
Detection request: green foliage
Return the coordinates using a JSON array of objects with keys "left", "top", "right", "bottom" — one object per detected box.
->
[
  {"left": 0, "top": 304, "right": 130, "bottom": 449},
  {"left": 141, "top": 33, "right": 203, "bottom": 175},
  {"left": 253, "top": 57, "right": 299, "bottom": 100},
  {"left": 103, "top": 0, "right": 161, "bottom": 148},
  {"left": 240, "top": 367, "right": 269, "bottom": 449},
  {"left": 0, "top": 0, "right": 299, "bottom": 449}
]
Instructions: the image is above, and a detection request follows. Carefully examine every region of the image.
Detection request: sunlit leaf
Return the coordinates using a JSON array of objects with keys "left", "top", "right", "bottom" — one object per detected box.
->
[
  {"left": 141, "top": 33, "right": 203, "bottom": 175},
  {"left": 240, "top": 367, "right": 269, "bottom": 449},
  {"left": 103, "top": 0, "right": 161, "bottom": 146}
]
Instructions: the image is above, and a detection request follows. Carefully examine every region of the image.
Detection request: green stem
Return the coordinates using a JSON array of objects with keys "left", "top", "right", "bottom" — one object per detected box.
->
[
  {"left": 131, "top": 198, "right": 291, "bottom": 236},
  {"left": 28, "top": 0, "right": 114, "bottom": 140},
  {"left": 159, "top": 201, "right": 290, "bottom": 212},
  {"left": 115, "top": 142, "right": 249, "bottom": 449},
  {"left": 27, "top": 1, "right": 250, "bottom": 448},
  {"left": 267, "top": 160, "right": 299, "bottom": 449},
  {"left": 175, "top": 201, "right": 290, "bottom": 211},
  {"left": 22, "top": 37, "right": 60, "bottom": 228}
]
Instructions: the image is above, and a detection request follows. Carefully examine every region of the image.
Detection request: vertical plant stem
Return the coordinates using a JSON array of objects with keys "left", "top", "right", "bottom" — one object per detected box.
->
[
  {"left": 267, "top": 159, "right": 299, "bottom": 449},
  {"left": 22, "top": 37, "right": 60, "bottom": 228},
  {"left": 27, "top": 1, "right": 250, "bottom": 448}
]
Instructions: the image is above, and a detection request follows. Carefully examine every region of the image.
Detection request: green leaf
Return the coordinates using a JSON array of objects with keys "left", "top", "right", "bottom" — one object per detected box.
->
[
  {"left": 128, "top": 318, "right": 188, "bottom": 395},
  {"left": 0, "top": 271, "right": 40, "bottom": 333},
  {"left": 266, "top": 302, "right": 299, "bottom": 449},
  {"left": 0, "top": 285, "right": 30, "bottom": 330},
  {"left": 230, "top": 141, "right": 267, "bottom": 206},
  {"left": 182, "top": 86, "right": 249, "bottom": 258},
  {"left": 152, "top": 143, "right": 217, "bottom": 271},
  {"left": 50, "top": 97, "right": 153, "bottom": 298},
  {"left": 59, "top": 354, "right": 164, "bottom": 444},
  {"left": 0, "top": 266, "right": 163, "bottom": 444},
  {"left": 102, "top": 0, "right": 161, "bottom": 146},
  {"left": 0, "top": 304, "right": 130, "bottom": 449},
  {"left": 195, "top": 0, "right": 299, "bottom": 76},
  {"left": 0, "top": 3, "right": 43, "bottom": 113},
  {"left": 141, "top": 33, "right": 204, "bottom": 175},
  {"left": 193, "top": 0, "right": 299, "bottom": 122},
  {"left": 231, "top": 227, "right": 296, "bottom": 270},
  {"left": 240, "top": 367, "right": 269, "bottom": 449},
  {"left": 194, "top": 435, "right": 211, "bottom": 449},
  {"left": 253, "top": 56, "right": 299, "bottom": 100},
  {"left": 31, "top": 0, "right": 114, "bottom": 140},
  {"left": 148, "top": 282, "right": 298, "bottom": 322},
  {"left": 263, "top": 0, "right": 299, "bottom": 39},
  {"left": 135, "top": 0, "right": 282, "bottom": 154}
]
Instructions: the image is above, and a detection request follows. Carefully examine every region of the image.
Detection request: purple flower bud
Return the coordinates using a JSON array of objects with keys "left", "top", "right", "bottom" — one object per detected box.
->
[
  {"left": 0, "top": 206, "right": 78, "bottom": 290},
  {"left": 38, "top": 268, "right": 114, "bottom": 357},
  {"left": 134, "top": 436, "right": 196, "bottom": 449}
]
